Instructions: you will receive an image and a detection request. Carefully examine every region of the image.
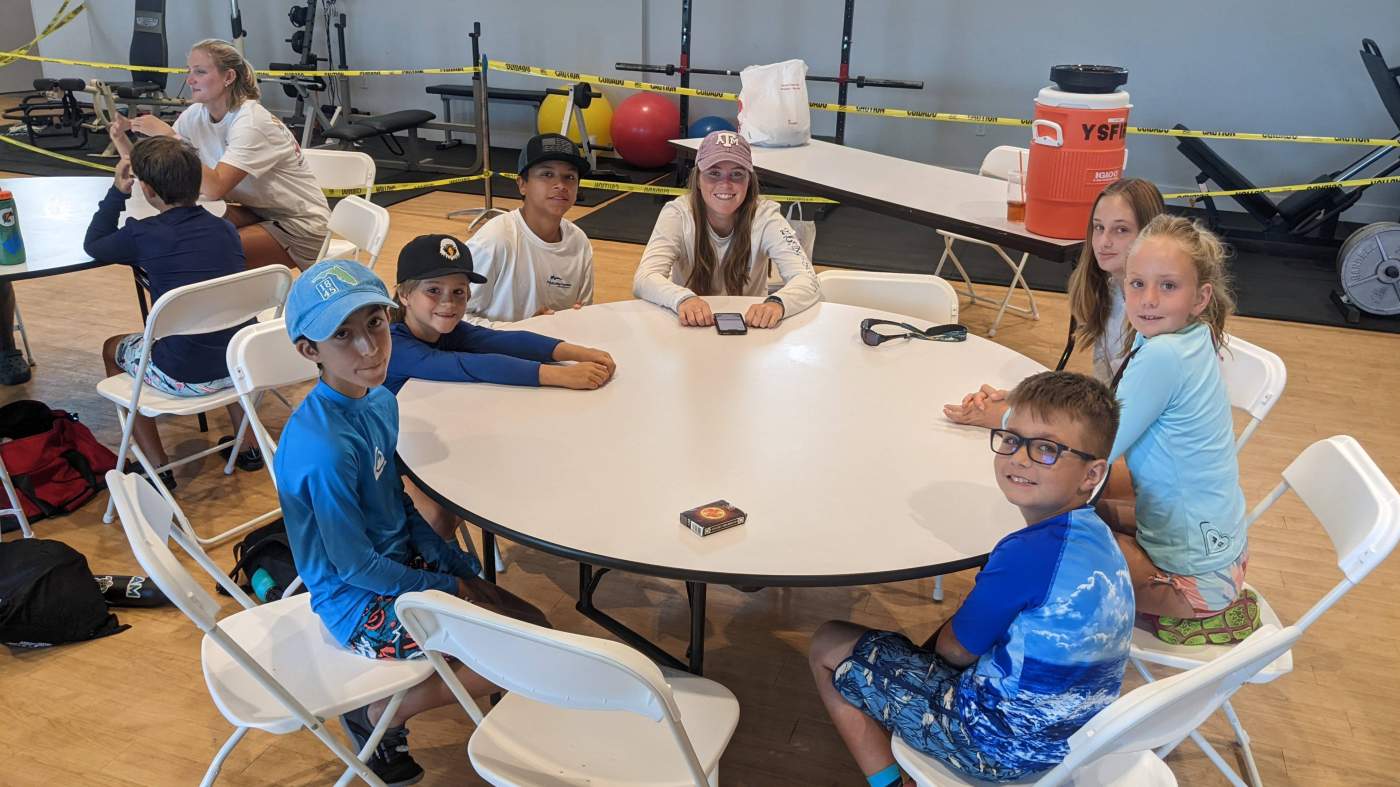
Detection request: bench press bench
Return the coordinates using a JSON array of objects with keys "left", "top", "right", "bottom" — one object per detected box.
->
[
  {"left": 425, "top": 84, "right": 546, "bottom": 147},
  {"left": 321, "top": 109, "right": 437, "bottom": 171}
]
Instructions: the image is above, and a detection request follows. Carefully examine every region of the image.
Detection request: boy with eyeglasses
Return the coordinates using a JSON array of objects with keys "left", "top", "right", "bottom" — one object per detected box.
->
[{"left": 808, "top": 371, "right": 1134, "bottom": 785}]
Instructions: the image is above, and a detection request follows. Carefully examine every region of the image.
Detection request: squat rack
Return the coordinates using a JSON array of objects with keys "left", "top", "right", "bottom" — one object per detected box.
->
[{"left": 615, "top": 0, "right": 924, "bottom": 146}]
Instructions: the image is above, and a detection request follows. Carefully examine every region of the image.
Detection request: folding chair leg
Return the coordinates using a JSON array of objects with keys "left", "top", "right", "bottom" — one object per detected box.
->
[
  {"left": 335, "top": 690, "right": 407, "bottom": 787},
  {"left": 933, "top": 236, "right": 979, "bottom": 302},
  {"left": 1, "top": 460, "right": 33, "bottom": 539},
  {"left": 201, "top": 726, "right": 248, "bottom": 787},
  {"left": 985, "top": 250, "right": 1039, "bottom": 338},
  {"left": 932, "top": 576, "right": 944, "bottom": 602},
  {"left": 1222, "top": 699, "right": 1265, "bottom": 787},
  {"left": 1186, "top": 728, "right": 1252, "bottom": 787},
  {"left": 13, "top": 301, "right": 34, "bottom": 368}
]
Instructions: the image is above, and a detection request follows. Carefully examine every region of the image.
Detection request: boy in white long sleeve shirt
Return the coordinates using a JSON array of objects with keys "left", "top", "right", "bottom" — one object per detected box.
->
[{"left": 464, "top": 134, "right": 594, "bottom": 325}]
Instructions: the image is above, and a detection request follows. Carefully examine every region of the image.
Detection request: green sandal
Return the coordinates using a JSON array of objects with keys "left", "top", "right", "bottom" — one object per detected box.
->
[{"left": 1155, "top": 589, "right": 1261, "bottom": 646}]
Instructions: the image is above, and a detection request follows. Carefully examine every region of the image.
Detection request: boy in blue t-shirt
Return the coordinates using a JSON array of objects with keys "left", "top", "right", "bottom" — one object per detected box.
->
[
  {"left": 275, "top": 259, "right": 549, "bottom": 786},
  {"left": 809, "top": 371, "right": 1135, "bottom": 785},
  {"left": 85, "top": 136, "right": 259, "bottom": 488}
]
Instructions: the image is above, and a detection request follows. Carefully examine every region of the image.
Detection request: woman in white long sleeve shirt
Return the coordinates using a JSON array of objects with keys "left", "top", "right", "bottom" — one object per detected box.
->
[{"left": 633, "top": 131, "right": 820, "bottom": 328}]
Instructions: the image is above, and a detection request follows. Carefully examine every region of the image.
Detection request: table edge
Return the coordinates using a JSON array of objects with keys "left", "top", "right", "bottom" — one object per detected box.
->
[{"left": 400, "top": 463, "right": 991, "bottom": 588}]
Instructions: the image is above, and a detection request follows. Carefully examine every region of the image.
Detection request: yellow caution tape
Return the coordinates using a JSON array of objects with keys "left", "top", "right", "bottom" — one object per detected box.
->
[
  {"left": 0, "top": 50, "right": 479, "bottom": 79},
  {"left": 322, "top": 173, "right": 490, "bottom": 198},
  {"left": 0, "top": 134, "right": 116, "bottom": 172},
  {"left": 1162, "top": 174, "right": 1400, "bottom": 201},
  {"left": 490, "top": 61, "right": 740, "bottom": 100},
  {"left": 497, "top": 169, "right": 835, "bottom": 202},
  {"left": 0, "top": 2, "right": 86, "bottom": 69},
  {"left": 492, "top": 61, "right": 1398, "bottom": 148}
]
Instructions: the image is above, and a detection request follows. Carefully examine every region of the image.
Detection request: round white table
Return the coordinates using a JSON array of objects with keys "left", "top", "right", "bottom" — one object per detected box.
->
[{"left": 398, "top": 297, "right": 1045, "bottom": 672}]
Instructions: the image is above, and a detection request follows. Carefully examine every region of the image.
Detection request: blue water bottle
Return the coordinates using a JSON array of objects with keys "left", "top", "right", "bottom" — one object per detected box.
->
[
  {"left": 250, "top": 568, "right": 283, "bottom": 603},
  {"left": 0, "top": 189, "right": 25, "bottom": 267}
]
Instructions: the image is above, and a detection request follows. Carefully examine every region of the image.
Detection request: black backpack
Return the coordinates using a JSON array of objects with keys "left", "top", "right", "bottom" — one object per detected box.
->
[
  {"left": 222, "top": 520, "right": 301, "bottom": 602},
  {"left": 0, "top": 539, "right": 129, "bottom": 648}
]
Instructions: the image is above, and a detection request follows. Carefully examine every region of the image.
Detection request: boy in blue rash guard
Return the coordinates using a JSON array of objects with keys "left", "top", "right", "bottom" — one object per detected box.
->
[
  {"left": 275, "top": 259, "right": 550, "bottom": 787},
  {"left": 388, "top": 233, "right": 615, "bottom": 541},
  {"left": 810, "top": 372, "right": 1134, "bottom": 785}
]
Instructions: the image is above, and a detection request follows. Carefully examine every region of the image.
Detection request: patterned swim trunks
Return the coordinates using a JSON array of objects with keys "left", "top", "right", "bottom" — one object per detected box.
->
[
  {"left": 346, "top": 555, "right": 438, "bottom": 661},
  {"left": 833, "top": 630, "right": 1045, "bottom": 783},
  {"left": 114, "top": 333, "right": 233, "bottom": 397}
]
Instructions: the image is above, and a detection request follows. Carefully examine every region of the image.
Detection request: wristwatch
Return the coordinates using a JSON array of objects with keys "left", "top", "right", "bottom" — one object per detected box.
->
[{"left": 763, "top": 295, "right": 785, "bottom": 316}]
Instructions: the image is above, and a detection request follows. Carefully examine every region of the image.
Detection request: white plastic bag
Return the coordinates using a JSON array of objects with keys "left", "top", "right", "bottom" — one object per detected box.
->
[{"left": 738, "top": 59, "right": 811, "bottom": 147}]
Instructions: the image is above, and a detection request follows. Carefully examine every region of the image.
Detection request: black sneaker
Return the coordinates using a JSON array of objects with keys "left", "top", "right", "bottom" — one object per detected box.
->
[
  {"left": 339, "top": 705, "right": 424, "bottom": 787},
  {"left": 123, "top": 461, "right": 176, "bottom": 491},
  {"left": 217, "top": 435, "right": 265, "bottom": 472},
  {"left": 0, "top": 349, "right": 30, "bottom": 386}
]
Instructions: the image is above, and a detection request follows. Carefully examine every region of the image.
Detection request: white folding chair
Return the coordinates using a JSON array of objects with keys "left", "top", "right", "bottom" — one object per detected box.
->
[
  {"left": 818, "top": 268, "right": 958, "bottom": 601},
  {"left": 0, "top": 454, "right": 32, "bottom": 539},
  {"left": 395, "top": 589, "right": 741, "bottom": 786},
  {"left": 817, "top": 269, "right": 960, "bottom": 324},
  {"left": 302, "top": 148, "right": 385, "bottom": 265},
  {"left": 97, "top": 266, "right": 293, "bottom": 547},
  {"left": 107, "top": 469, "right": 432, "bottom": 787},
  {"left": 316, "top": 195, "right": 392, "bottom": 270},
  {"left": 935, "top": 145, "right": 1037, "bottom": 337},
  {"left": 894, "top": 623, "right": 1302, "bottom": 786},
  {"left": 1129, "top": 435, "right": 1400, "bottom": 787},
  {"left": 1219, "top": 334, "right": 1287, "bottom": 450}
]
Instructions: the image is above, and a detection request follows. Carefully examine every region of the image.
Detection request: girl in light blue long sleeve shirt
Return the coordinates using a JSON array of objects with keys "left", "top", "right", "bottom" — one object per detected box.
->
[{"left": 1104, "top": 216, "right": 1255, "bottom": 641}]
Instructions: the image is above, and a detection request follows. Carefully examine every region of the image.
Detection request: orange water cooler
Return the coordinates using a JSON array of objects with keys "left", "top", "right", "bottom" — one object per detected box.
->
[{"left": 1025, "top": 65, "right": 1131, "bottom": 239}]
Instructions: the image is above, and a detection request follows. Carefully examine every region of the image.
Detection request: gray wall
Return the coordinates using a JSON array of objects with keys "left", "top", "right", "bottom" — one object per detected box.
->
[
  {"left": 29, "top": 0, "right": 1400, "bottom": 220},
  {"left": 2, "top": 0, "right": 43, "bottom": 92}
]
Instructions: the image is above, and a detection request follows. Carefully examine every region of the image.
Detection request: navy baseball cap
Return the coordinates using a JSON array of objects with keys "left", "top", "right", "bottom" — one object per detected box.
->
[
  {"left": 284, "top": 259, "right": 397, "bottom": 342},
  {"left": 517, "top": 132, "right": 590, "bottom": 178}
]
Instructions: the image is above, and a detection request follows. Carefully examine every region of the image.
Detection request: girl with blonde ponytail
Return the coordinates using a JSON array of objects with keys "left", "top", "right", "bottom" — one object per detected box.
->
[{"left": 108, "top": 39, "right": 329, "bottom": 270}]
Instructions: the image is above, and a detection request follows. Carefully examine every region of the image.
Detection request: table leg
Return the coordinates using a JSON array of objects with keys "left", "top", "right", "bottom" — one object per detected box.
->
[
  {"left": 482, "top": 531, "right": 497, "bottom": 583},
  {"left": 686, "top": 581, "right": 707, "bottom": 674},
  {"left": 575, "top": 563, "right": 695, "bottom": 673}
]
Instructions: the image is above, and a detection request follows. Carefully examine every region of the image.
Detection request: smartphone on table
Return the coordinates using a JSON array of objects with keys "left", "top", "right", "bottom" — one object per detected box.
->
[{"left": 714, "top": 312, "right": 747, "bottom": 335}]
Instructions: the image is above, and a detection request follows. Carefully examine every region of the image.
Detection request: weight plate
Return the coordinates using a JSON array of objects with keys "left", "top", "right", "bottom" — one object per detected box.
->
[{"left": 1338, "top": 222, "right": 1400, "bottom": 316}]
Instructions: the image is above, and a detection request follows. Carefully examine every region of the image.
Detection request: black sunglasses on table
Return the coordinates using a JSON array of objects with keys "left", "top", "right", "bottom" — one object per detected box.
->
[
  {"left": 859, "top": 318, "right": 968, "bottom": 347},
  {"left": 989, "top": 428, "right": 1100, "bottom": 466}
]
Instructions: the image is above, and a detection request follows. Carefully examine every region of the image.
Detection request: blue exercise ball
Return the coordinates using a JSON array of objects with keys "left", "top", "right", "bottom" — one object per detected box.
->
[{"left": 688, "top": 115, "right": 736, "bottom": 139}]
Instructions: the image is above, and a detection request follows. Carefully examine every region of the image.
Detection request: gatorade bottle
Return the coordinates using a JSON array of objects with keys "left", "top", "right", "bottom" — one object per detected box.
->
[
  {"left": 0, "top": 189, "right": 25, "bottom": 266},
  {"left": 251, "top": 567, "right": 284, "bottom": 603}
]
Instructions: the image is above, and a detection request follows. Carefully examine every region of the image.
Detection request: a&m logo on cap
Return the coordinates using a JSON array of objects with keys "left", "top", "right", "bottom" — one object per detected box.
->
[
  {"left": 440, "top": 237, "right": 461, "bottom": 261},
  {"left": 714, "top": 131, "right": 741, "bottom": 147},
  {"left": 312, "top": 263, "right": 360, "bottom": 301}
]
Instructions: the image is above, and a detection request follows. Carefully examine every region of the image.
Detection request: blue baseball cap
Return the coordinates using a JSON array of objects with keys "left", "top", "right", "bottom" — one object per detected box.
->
[{"left": 284, "top": 259, "right": 397, "bottom": 342}]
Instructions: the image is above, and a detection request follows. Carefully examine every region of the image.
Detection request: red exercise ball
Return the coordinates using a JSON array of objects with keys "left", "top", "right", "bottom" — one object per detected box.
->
[{"left": 610, "top": 93, "right": 681, "bottom": 169}]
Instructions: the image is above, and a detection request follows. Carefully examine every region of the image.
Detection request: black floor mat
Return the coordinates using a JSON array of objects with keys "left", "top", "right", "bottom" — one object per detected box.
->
[{"left": 574, "top": 193, "right": 1400, "bottom": 334}]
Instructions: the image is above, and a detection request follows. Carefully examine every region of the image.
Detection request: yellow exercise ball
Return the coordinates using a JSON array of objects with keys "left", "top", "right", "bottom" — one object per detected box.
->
[{"left": 537, "top": 90, "right": 614, "bottom": 149}]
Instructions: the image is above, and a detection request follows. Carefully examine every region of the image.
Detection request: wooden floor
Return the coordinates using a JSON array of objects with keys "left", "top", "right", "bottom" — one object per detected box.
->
[{"left": 1, "top": 170, "right": 1399, "bottom": 786}]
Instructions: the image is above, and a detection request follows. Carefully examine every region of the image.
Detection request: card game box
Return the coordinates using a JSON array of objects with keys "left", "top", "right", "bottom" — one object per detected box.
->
[{"left": 680, "top": 500, "right": 747, "bottom": 537}]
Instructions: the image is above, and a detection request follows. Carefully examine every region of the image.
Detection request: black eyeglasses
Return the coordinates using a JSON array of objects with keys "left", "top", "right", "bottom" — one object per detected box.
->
[
  {"left": 989, "top": 428, "right": 1100, "bottom": 466},
  {"left": 860, "top": 318, "right": 968, "bottom": 347}
]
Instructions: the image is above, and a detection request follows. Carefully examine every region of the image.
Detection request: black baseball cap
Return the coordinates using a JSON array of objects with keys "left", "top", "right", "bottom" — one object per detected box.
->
[
  {"left": 517, "top": 133, "right": 590, "bottom": 178},
  {"left": 395, "top": 234, "right": 487, "bottom": 285}
]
